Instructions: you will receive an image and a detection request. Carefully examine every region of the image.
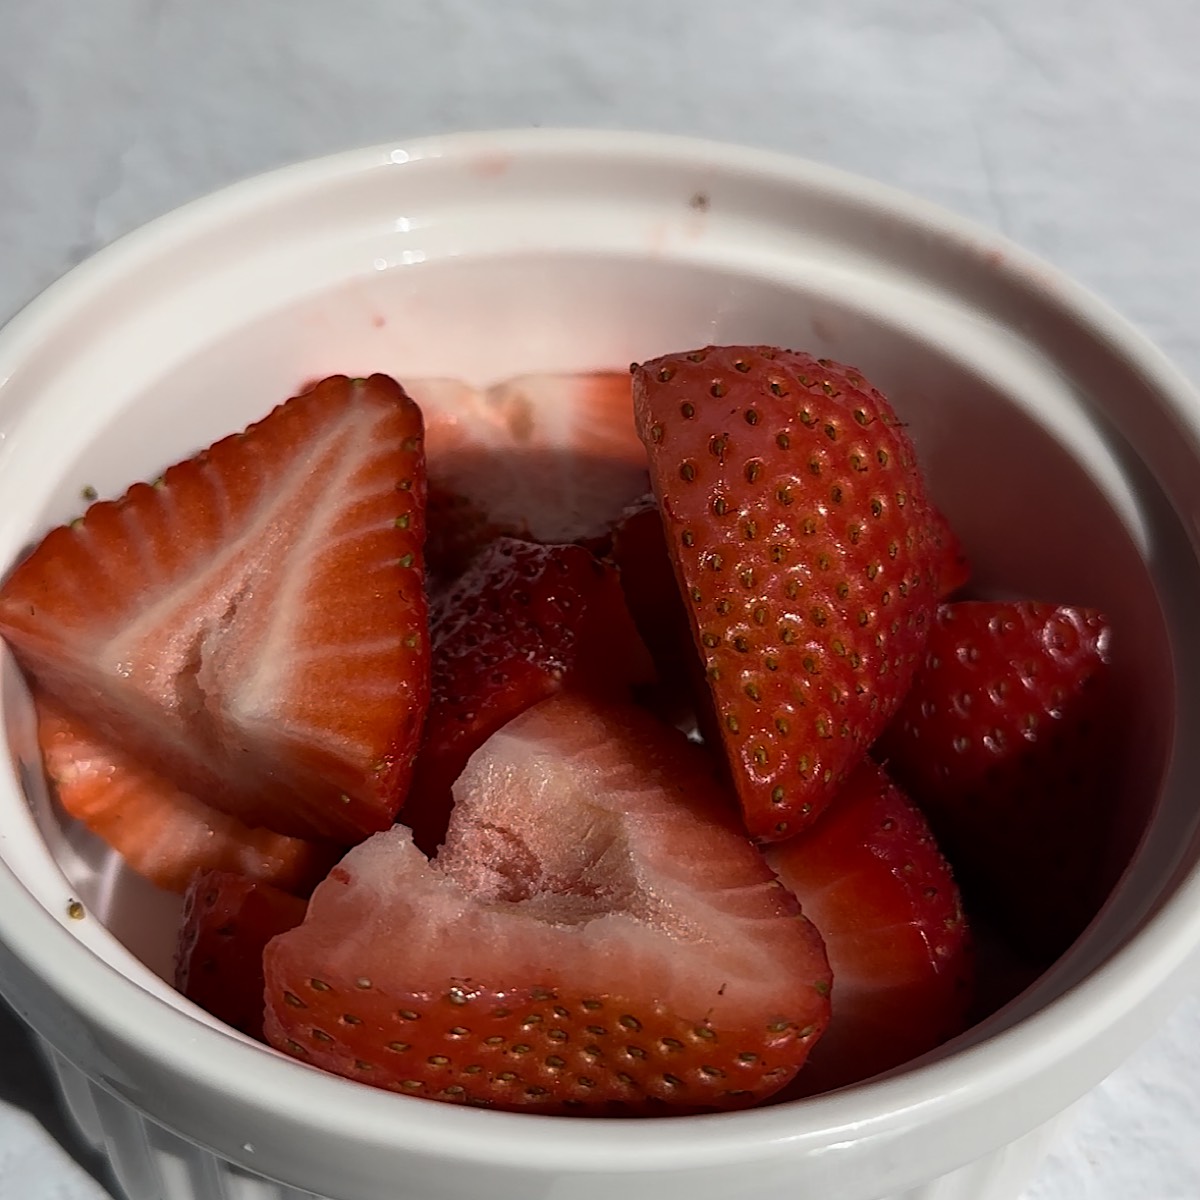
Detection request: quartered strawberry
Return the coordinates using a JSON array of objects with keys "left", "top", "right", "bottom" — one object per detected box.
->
[
  {"left": 265, "top": 694, "right": 832, "bottom": 1114},
  {"left": 874, "top": 601, "right": 1114, "bottom": 960},
  {"left": 402, "top": 537, "right": 654, "bottom": 855},
  {"left": 765, "top": 760, "right": 972, "bottom": 1096},
  {"left": 0, "top": 375, "right": 430, "bottom": 845},
  {"left": 929, "top": 507, "right": 971, "bottom": 597},
  {"left": 36, "top": 693, "right": 337, "bottom": 896},
  {"left": 176, "top": 869, "right": 308, "bottom": 1040},
  {"left": 632, "top": 346, "right": 947, "bottom": 842},
  {"left": 610, "top": 495, "right": 693, "bottom": 685},
  {"left": 609, "top": 494, "right": 720, "bottom": 743},
  {"left": 405, "top": 373, "right": 648, "bottom": 579}
]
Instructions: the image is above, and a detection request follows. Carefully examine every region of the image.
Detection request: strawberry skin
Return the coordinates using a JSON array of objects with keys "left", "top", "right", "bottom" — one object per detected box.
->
[
  {"left": 176, "top": 869, "right": 308, "bottom": 1040},
  {"left": 36, "top": 692, "right": 337, "bottom": 895},
  {"left": 406, "top": 372, "right": 649, "bottom": 580},
  {"left": 265, "top": 694, "right": 832, "bottom": 1114},
  {"left": 632, "top": 346, "right": 946, "bottom": 842},
  {"left": 765, "top": 761, "right": 972, "bottom": 1095},
  {"left": 874, "top": 601, "right": 1113, "bottom": 959},
  {"left": 0, "top": 375, "right": 429, "bottom": 845},
  {"left": 402, "top": 537, "right": 654, "bottom": 855}
]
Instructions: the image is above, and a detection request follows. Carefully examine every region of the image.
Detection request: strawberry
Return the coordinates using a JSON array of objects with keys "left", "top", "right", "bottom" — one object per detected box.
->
[
  {"left": 264, "top": 694, "right": 832, "bottom": 1114},
  {"left": 632, "top": 346, "right": 947, "bottom": 842},
  {"left": 0, "top": 375, "right": 429, "bottom": 845},
  {"left": 609, "top": 494, "right": 720, "bottom": 743},
  {"left": 609, "top": 495, "right": 694, "bottom": 685},
  {"left": 35, "top": 692, "right": 337, "bottom": 896},
  {"left": 406, "top": 373, "right": 648, "bottom": 579},
  {"left": 874, "top": 601, "right": 1114, "bottom": 960},
  {"left": 764, "top": 760, "right": 972, "bottom": 1096},
  {"left": 402, "top": 538, "right": 654, "bottom": 855},
  {"left": 175, "top": 869, "right": 308, "bottom": 1040},
  {"left": 929, "top": 507, "right": 970, "bottom": 597}
]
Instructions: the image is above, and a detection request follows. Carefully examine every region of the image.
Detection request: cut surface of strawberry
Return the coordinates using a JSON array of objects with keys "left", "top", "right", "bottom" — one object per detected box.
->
[
  {"left": 265, "top": 694, "right": 832, "bottom": 1114},
  {"left": 406, "top": 373, "right": 648, "bottom": 578},
  {"left": 632, "top": 346, "right": 946, "bottom": 842},
  {"left": 0, "top": 375, "right": 429, "bottom": 845},
  {"left": 402, "top": 537, "right": 654, "bottom": 855},
  {"left": 765, "top": 760, "right": 972, "bottom": 1096},
  {"left": 609, "top": 494, "right": 720, "bottom": 744},
  {"left": 176, "top": 869, "right": 308, "bottom": 1041},
  {"left": 36, "top": 692, "right": 337, "bottom": 896},
  {"left": 874, "top": 601, "right": 1114, "bottom": 960}
]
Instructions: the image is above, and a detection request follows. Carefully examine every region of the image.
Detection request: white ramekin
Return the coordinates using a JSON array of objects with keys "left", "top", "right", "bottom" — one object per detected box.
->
[{"left": 0, "top": 129, "right": 1198, "bottom": 1200}]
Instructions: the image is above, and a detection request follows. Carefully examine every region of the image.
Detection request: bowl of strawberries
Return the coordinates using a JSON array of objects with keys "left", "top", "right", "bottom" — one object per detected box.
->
[{"left": 0, "top": 129, "right": 1197, "bottom": 1200}]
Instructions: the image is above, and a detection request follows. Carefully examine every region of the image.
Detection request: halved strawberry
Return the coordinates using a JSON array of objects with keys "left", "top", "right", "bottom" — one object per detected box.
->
[
  {"left": 0, "top": 375, "right": 429, "bottom": 845},
  {"left": 632, "top": 346, "right": 946, "bottom": 842},
  {"left": 265, "top": 694, "right": 832, "bottom": 1114},
  {"left": 764, "top": 761, "right": 972, "bottom": 1096},
  {"left": 176, "top": 869, "right": 308, "bottom": 1040},
  {"left": 402, "top": 537, "right": 654, "bottom": 855},
  {"left": 406, "top": 373, "right": 648, "bottom": 579},
  {"left": 874, "top": 601, "right": 1114, "bottom": 960},
  {"left": 36, "top": 692, "right": 337, "bottom": 895}
]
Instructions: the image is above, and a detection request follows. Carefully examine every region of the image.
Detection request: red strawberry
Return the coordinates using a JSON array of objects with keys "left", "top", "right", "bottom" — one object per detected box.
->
[
  {"left": 36, "top": 693, "right": 337, "bottom": 895},
  {"left": 610, "top": 495, "right": 694, "bottom": 684},
  {"left": 265, "top": 694, "right": 832, "bottom": 1114},
  {"left": 930, "top": 507, "right": 970, "bottom": 597},
  {"left": 874, "top": 601, "right": 1114, "bottom": 959},
  {"left": 402, "top": 538, "right": 654, "bottom": 855},
  {"left": 406, "top": 373, "right": 648, "bottom": 579},
  {"left": 609, "top": 494, "right": 720, "bottom": 743},
  {"left": 764, "top": 761, "right": 972, "bottom": 1096},
  {"left": 0, "top": 375, "right": 429, "bottom": 845},
  {"left": 175, "top": 869, "right": 308, "bottom": 1040},
  {"left": 632, "top": 346, "right": 946, "bottom": 842}
]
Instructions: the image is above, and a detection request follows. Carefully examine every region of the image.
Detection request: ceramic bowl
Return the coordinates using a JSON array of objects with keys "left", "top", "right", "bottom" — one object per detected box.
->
[{"left": 1, "top": 129, "right": 1199, "bottom": 1200}]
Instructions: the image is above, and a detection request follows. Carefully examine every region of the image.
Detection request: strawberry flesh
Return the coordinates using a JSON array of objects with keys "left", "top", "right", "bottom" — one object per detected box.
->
[
  {"left": 765, "top": 760, "right": 972, "bottom": 1095},
  {"left": 874, "top": 601, "right": 1114, "bottom": 960},
  {"left": 35, "top": 692, "right": 337, "bottom": 896},
  {"left": 0, "top": 375, "right": 430, "bottom": 845},
  {"left": 402, "top": 538, "right": 654, "bottom": 855},
  {"left": 632, "top": 346, "right": 946, "bottom": 841},
  {"left": 609, "top": 494, "right": 722, "bottom": 744},
  {"left": 265, "top": 694, "right": 832, "bottom": 1114},
  {"left": 407, "top": 373, "right": 649, "bottom": 580},
  {"left": 175, "top": 869, "right": 308, "bottom": 1041}
]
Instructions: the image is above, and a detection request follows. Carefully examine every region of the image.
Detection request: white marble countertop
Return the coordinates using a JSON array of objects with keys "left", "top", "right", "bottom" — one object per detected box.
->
[{"left": 1, "top": 1, "right": 1199, "bottom": 1197}]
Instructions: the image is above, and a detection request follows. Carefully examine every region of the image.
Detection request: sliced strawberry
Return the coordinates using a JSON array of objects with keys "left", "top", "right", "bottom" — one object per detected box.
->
[
  {"left": 265, "top": 694, "right": 832, "bottom": 1114},
  {"left": 610, "top": 495, "right": 693, "bottom": 683},
  {"left": 874, "top": 601, "right": 1114, "bottom": 960},
  {"left": 36, "top": 692, "right": 337, "bottom": 896},
  {"left": 0, "top": 375, "right": 430, "bottom": 845},
  {"left": 764, "top": 760, "right": 972, "bottom": 1096},
  {"left": 929, "top": 507, "right": 970, "bottom": 597},
  {"left": 175, "top": 869, "right": 308, "bottom": 1040},
  {"left": 632, "top": 346, "right": 946, "bottom": 842},
  {"left": 609, "top": 494, "right": 720, "bottom": 742},
  {"left": 402, "top": 538, "right": 654, "bottom": 855},
  {"left": 406, "top": 373, "right": 648, "bottom": 579}
]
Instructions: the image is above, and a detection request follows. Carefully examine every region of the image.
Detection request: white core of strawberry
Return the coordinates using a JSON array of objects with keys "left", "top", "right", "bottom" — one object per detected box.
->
[
  {"left": 71, "top": 394, "right": 409, "bottom": 786},
  {"left": 294, "top": 695, "right": 819, "bottom": 1022}
]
